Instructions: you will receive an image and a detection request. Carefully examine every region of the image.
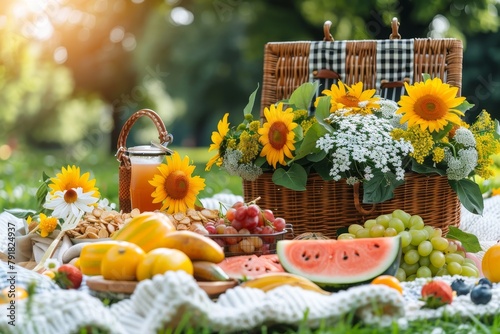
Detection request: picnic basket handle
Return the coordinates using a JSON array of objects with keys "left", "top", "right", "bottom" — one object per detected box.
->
[
  {"left": 323, "top": 20, "right": 334, "bottom": 41},
  {"left": 353, "top": 183, "right": 376, "bottom": 215},
  {"left": 116, "top": 109, "right": 172, "bottom": 168},
  {"left": 390, "top": 17, "right": 401, "bottom": 39},
  {"left": 323, "top": 18, "right": 401, "bottom": 41}
]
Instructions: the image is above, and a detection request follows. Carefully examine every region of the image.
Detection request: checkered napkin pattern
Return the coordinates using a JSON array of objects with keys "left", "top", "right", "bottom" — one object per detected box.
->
[
  {"left": 309, "top": 41, "right": 346, "bottom": 97},
  {"left": 376, "top": 39, "right": 414, "bottom": 91}
]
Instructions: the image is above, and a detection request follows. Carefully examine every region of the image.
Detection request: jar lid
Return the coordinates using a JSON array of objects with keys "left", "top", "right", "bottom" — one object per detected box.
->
[{"left": 126, "top": 145, "right": 169, "bottom": 156}]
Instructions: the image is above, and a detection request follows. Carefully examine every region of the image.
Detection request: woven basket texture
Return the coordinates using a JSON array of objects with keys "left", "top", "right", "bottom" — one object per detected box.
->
[{"left": 244, "top": 173, "right": 460, "bottom": 239}]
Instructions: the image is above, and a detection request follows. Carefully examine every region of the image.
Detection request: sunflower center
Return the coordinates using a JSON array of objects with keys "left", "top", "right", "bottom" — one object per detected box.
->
[
  {"left": 415, "top": 95, "right": 448, "bottom": 120},
  {"left": 164, "top": 170, "right": 189, "bottom": 199},
  {"left": 339, "top": 94, "right": 360, "bottom": 108},
  {"left": 268, "top": 121, "right": 288, "bottom": 149},
  {"left": 64, "top": 189, "right": 78, "bottom": 203}
]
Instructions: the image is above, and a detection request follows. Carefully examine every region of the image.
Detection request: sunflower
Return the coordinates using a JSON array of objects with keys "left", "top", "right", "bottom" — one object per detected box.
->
[
  {"left": 397, "top": 77, "right": 466, "bottom": 133},
  {"left": 318, "top": 81, "right": 380, "bottom": 113},
  {"left": 48, "top": 165, "right": 100, "bottom": 199},
  {"left": 206, "top": 113, "right": 230, "bottom": 171},
  {"left": 258, "top": 102, "right": 298, "bottom": 169},
  {"left": 150, "top": 152, "right": 206, "bottom": 214}
]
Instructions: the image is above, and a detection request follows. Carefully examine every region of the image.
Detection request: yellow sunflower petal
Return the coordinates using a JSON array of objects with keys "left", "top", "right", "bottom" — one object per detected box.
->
[{"left": 397, "top": 78, "right": 465, "bottom": 132}]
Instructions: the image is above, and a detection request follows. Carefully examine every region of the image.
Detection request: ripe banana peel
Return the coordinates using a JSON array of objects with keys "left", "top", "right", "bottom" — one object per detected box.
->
[
  {"left": 193, "top": 261, "right": 230, "bottom": 282},
  {"left": 161, "top": 231, "right": 225, "bottom": 263},
  {"left": 240, "top": 272, "right": 330, "bottom": 295}
]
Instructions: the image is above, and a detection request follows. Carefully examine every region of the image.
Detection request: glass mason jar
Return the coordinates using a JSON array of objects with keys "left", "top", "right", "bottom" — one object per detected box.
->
[{"left": 127, "top": 145, "right": 169, "bottom": 212}]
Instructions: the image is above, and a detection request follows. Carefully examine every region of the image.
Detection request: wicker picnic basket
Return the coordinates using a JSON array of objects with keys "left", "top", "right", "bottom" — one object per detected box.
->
[
  {"left": 243, "top": 18, "right": 463, "bottom": 238},
  {"left": 115, "top": 109, "right": 173, "bottom": 213}
]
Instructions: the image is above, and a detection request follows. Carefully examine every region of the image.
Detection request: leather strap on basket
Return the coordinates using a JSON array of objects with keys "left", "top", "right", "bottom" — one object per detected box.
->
[
  {"left": 353, "top": 182, "right": 376, "bottom": 215},
  {"left": 116, "top": 109, "right": 172, "bottom": 213}
]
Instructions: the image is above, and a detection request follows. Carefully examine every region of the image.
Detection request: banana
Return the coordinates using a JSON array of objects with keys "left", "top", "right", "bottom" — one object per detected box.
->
[
  {"left": 192, "top": 261, "right": 230, "bottom": 282},
  {"left": 257, "top": 280, "right": 331, "bottom": 295},
  {"left": 240, "top": 272, "right": 330, "bottom": 295},
  {"left": 160, "top": 230, "right": 225, "bottom": 263}
]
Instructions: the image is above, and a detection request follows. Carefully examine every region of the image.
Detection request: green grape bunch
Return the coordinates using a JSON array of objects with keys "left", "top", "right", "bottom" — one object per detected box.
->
[{"left": 338, "top": 209, "right": 480, "bottom": 282}]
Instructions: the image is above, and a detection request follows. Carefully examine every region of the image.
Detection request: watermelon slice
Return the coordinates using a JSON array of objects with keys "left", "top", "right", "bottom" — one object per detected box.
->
[
  {"left": 276, "top": 236, "right": 401, "bottom": 290},
  {"left": 217, "top": 254, "right": 285, "bottom": 280}
]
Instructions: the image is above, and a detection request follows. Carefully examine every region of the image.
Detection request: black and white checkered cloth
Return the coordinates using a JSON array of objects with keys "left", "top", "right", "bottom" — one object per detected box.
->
[
  {"left": 308, "top": 39, "right": 414, "bottom": 102},
  {"left": 309, "top": 41, "right": 346, "bottom": 96},
  {"left": 376, "top": 39, "right": 414, "bottom": 90}
]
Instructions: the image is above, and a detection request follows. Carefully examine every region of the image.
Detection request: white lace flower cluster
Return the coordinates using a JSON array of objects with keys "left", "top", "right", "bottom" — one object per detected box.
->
[
  {"left": 316, "top": 112, "right": 413, "bottom": 184},
  {"left": 221, "top": 148, "right": 263, "bottom": 181},
  {"left": 444, "top": 127, "right": 478, "bottom": 180},
  {"left": 377, "top": 99, "right": 405, "bottom": 129}
]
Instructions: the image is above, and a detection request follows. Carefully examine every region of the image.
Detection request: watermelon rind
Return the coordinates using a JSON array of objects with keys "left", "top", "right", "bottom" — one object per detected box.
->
[{"left": 276, "top": 236, "right": 402, "bottom": 291}]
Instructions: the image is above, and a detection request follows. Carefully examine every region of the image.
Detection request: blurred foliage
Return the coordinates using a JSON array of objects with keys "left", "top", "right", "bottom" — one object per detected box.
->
[{"left": 0, "top": 0, "right": 499, "bottom": 149}]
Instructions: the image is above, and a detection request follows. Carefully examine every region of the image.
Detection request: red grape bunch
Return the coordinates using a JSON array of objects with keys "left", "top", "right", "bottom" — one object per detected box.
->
[{"left": 204, "top": 201, "right": 287, "bottom": 255}]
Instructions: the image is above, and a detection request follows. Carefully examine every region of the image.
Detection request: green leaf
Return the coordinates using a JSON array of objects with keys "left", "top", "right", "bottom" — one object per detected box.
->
[
  {"left": 36, "top": 172, "right": 51, "bottom": 211},
  {"left": 254, "top": 156, "right": 267, "bottom": 168},
  {"left": 292, "top": 124, "right": 304, "bottom": 143},
  {"left": 493, "top": 117, "right": 500, "bottom": 140},
  {"left": 456, "top": 100, "right": 474, "bottom": 113},
  {"left": 446, "top": 226, "right": 482, "bottom": 253},
  {"left": 449, "top": 179, "right": 484, "bottom": 215},
  {"left": 288, "top": 82, "right": 319, "bottom": 110},
  {"left": 411, "top": 160, "right": 446, "bottom": 176},
  {"left": 363, "top": 171, "right": 404, "bottom": 204},
  {"left": 292, "top": 123, "right": 327, "bottom": 161},
  {"left": 431, "top": 122, "right": 454, "bottom": 141},
  {"left": 314, "top": 96, "right": 332, "bottom": 130},
  {"left": 272, "top": 164, "right": 308, "bottom": 191},
  {"left": 307, "top": 150, "right": 328, "bottom": 163},
  {"left": 421, "top": 73, "right": 431, "bottom": 81},
  {"left": 243, "top": 83, "right": 259, "bottom": 116},
  {"left": 5, "top": 208, "right": 37, "bottom": 219},
  {"left": 313, "top": 159, "right": 334, "bottom": 180}
]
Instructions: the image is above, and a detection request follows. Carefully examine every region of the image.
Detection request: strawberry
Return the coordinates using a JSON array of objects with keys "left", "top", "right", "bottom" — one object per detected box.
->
[
  {"left": 54, "top": 264, "right": 83, "bottom": 289},
  {"left": 420, "top": 280, "right": 453, "bottom": 309}
]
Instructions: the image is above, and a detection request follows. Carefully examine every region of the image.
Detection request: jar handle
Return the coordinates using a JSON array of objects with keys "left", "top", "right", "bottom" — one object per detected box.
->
[{"left": 116, "top": 109, "right": 172, "bottom": 168}]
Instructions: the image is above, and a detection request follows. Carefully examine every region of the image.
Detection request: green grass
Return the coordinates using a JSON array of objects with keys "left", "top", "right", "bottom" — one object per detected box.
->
[{"left": 0, "top": 145, "right": 242, "bottom": 211}]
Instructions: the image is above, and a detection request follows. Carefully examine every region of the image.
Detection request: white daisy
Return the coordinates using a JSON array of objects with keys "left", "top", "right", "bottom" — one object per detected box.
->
[
  {"left": 44, "top": 187, "right": 98, "bottom": 220},
  {"left": 98, "top": 198, "right": 116, "bottom": 211},
  {"left": 44, "top": 258, "right": 60, "bottom": 271}
]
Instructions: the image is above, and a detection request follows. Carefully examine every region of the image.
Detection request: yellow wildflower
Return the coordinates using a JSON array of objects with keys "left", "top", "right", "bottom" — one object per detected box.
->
[
  {"left": 432, "top": 147, "right": 445, "bottom": 163},
  {"left": 248, "top": 120, "right": 260, "bottom": 132},
  {"left": 392, "top": 127, "right": 434, "bottom": 164},
  {"left": 38, "top": 213, "right": 58, "bottom": 238},
  {"left": 238, "top": 130, "right": 260, "bottom": 164}
]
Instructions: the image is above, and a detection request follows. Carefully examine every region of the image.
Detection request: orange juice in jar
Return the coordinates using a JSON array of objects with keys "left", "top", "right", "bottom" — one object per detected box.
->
[{"left": 128, "top": 146, "right": 168, "bottom": 212}]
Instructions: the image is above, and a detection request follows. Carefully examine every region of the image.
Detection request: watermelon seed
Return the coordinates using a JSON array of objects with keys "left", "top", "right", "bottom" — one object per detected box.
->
[
  {"left": 355, "top": 251, "right": 360, "bottom": 257},
  {"left": 343, "top": 251, "right": 348, "bottom": 260},
  {"left": 301, "top": 251, "right": 311, "bottom": 261},
  {"left": 374, "top": 243, "right": 380, "bottom": 248}
]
